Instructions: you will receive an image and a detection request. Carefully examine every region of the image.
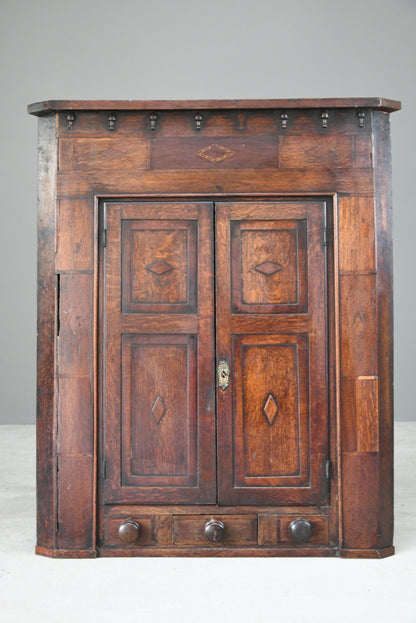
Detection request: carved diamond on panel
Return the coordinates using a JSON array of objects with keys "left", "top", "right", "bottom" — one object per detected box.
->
[
  {"left": 253, "top": 261, "right": 283, "bottom": 276},
  {"left": 151, "top": 396, "right": 166, "bottom": 424},
  {"left": 197, "top": 144, "right": 235, "bottom": 162},
  {"left": 263, "top": 394, "right": 279, "bottom": 426},
  {"left": 145, "top": 261, "right": 174, "bottom": 275}
]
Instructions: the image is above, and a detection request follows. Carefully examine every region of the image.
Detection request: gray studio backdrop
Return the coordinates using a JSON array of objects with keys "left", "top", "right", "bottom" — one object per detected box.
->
[{"left": 0, "top": 0, "right": 415, "bottom": 424}]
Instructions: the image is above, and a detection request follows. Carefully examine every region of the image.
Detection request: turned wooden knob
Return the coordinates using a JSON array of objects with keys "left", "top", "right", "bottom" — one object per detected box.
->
[
  {"left": 118, "top": 519, "right": 141, "bottom": 543},
  {"left": 289, "top": 518, "right": 313, "bottom": 542},
  {"left": 204, "top": 519, "right": 225, "bottom": 542}
]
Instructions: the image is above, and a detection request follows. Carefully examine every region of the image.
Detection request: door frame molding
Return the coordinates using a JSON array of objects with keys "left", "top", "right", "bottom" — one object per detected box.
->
[{"left": 93, "top": 192, "right": 340, "bottom": 548}]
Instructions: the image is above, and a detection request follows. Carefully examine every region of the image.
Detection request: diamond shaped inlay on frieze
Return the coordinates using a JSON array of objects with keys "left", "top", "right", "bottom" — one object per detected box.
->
[
  {"left": 263, "top": 394, "right": 279, "bottom": 426},
  {"left": 145, "top": 261, "right": 174, "bottom": 275},
  {"left": 197, "top": 144, "right": 235, "bottom": 162},
  {"left": 151, "top": 396, "right": 166, "bottom": 424},
  {"left": 253, "top": 261, "right": 283, "bottom": 276}
]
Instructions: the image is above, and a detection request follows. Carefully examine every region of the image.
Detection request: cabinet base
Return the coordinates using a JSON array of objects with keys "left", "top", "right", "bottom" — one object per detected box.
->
[
  {"left": 35, "top": 546, "right": 97, "bottom": 559},
  {"left": 339, "top": 546, "right": 395, "bottom": 559}
]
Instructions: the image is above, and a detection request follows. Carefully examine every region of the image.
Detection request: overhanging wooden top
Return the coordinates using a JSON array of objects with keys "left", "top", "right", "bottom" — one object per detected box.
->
[{"left": 28, "top": 97, "right": 401, "bottom": 116}]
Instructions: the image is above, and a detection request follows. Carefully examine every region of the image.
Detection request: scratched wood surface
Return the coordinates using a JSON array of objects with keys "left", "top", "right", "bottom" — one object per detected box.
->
[{"left": 29, "top": 100, "right": 398, "bottom": 558}]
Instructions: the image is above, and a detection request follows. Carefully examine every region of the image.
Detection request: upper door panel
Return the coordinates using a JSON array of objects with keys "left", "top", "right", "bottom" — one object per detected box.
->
[
  {"left": 102, "top": 202, "right": 216, "bottom": 504},
  {"left": 216, "top": 201, "right": 329, "bottom": 506}
]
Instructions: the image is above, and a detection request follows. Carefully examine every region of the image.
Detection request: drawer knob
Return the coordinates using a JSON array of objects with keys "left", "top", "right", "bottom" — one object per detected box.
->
[
  {"left": 204, "top": 519, "right": 225, "bottom": 542},
  {"left": 289, "top": 518, "right": 313, "bottom": 542},
  {"left": 118, "top": 519, "right": 141, "bottom": 544}
]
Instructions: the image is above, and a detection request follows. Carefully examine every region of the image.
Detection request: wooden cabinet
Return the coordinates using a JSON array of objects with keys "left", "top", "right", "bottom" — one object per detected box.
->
[{"left": 29, "top": 97, "right": 400, "bottom": 558}]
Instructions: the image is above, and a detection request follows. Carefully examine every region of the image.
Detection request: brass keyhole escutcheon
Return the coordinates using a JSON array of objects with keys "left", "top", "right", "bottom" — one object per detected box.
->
[{"left": 218, "top": 360, "right": 230, "bottom": 391}]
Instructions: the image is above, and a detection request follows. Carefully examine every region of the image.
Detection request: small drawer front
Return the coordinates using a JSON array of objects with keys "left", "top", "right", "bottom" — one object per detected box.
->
[
  {"left": 104, "top": 516, "right": 157, "bottom": 546},
  {"left": 173, "top": 515, "right": 258, "bottom": 546},
  {"left": 279, "top": 515, "right": 329, "bottom": 545}
]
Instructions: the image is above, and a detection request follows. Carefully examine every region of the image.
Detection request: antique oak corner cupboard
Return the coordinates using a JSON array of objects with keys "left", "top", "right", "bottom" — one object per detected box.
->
[{"left": 28, "top": 97, "right": 400, "bottom": 559}]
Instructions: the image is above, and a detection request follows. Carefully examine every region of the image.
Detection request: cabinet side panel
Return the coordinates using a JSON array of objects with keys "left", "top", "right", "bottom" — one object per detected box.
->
[
  {"left": 373, "top": 112, "right": 394, "bottom": 547},
  {"left": 340, "top": 112, "right": 394, "bottom": 552},
  {"left": 36, "top": 115, "right": 58, "bottom": 550}
]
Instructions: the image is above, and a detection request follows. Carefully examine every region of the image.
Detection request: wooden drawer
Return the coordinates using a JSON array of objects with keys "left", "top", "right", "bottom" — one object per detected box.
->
[
  {"left": 280, "top": 515, "right": 329, "bottom": 545},
  {"left": 104, "top": 516, "right": 157, "bottom": 547},
  {"left": 173, "top": 515, "right": 258, "bottom": 546}
]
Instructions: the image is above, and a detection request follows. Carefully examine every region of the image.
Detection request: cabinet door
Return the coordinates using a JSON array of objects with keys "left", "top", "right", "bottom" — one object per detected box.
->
[
  {"left": 101, "top": 202, "right": 216, "bottom": 504},
  {"left": 216, "top": 201, "right": 329, "bottom": 505}
]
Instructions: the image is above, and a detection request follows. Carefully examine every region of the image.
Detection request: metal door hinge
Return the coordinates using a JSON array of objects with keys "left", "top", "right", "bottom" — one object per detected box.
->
[
  {"left": 325, "top": 459, "right": 332, "bottom": 480},
  {"left": 323, "top": 227, "right": 332, "bottom": 247},
  {"left": 101, "top": 459, "right": 107, "bottom": 480},
  {"left": 102, "top": 229, "right": 107, "bottom": 247}
]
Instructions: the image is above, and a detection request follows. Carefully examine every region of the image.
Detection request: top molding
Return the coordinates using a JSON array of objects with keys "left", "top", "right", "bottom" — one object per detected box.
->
[{"left": 28, "top": 97, "right": 401, "bottom": 116}]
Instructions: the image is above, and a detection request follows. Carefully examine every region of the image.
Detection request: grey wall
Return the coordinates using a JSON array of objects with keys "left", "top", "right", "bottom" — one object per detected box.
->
[{"left": 1, "top": 0, "right": 415, "bottom": 423}]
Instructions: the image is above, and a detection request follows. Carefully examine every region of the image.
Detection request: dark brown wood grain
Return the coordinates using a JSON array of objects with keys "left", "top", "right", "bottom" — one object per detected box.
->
[
  {"left": 216, "top": 201, "right": 329, "bottom": 506},
  {"left": 36, "top": 115, "right": 58, "bottom": 552},
  {"left": 102, "top": 202, "right": 216, "bottom": 505},
  {"left": 30, "top": 99, "right": 399, "bottom": 558},
  {"left": 28, "top": 97, "right": 401, "bottom": 116}
]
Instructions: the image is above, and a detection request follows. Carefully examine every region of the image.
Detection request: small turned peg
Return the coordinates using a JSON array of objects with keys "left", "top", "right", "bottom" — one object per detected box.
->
[
  {"left": 118, "top": 519, "right": 141, "bottom": 544},
  {"left": 205, "top": 519, "right": 225, "bottom": 542},
  {"left": 194, "top": 113, "right": 203, "bottom": 130},
  {"left": 108, "top": 114, "right": 117, "bottom": 131},
  {"left": 321, "top": 111, "right": 329, "bottom": 128},
  {"left": 280, "top": 112, "right": 288, "bottom": 129},
  {"left": 66, "top": 113, "right": 75, "bottom": 130},
  {"left": 289, "top": 518, "right": 313, "bottom": 542},
  {"left": 149, "top": 113, "right": 158, "bottom": 131},
  {"left": 358, "top": 110, "right": 366, "bottom": 128}
]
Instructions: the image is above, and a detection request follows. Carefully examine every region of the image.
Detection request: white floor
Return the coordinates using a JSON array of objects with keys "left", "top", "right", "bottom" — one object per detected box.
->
[{"left": 0, "top": 424, "right": 415, "bottom": 623}]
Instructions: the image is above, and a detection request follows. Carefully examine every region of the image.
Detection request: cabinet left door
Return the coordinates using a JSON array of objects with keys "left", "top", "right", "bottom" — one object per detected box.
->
[{"left": 101, "top": 201, "right": 216, "bottom": 504}]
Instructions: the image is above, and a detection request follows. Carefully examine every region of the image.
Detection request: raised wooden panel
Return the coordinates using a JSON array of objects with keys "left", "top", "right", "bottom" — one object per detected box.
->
[
  {"left": 57, "top": 377, "right": 93, "bottom": 455},
  {"left": 151, "top": 136, "right": 278, "bottom": 169},
  {"left": 173, "top": 515, "right": 258, "bottom": 546},
  {"left": 281, "top": 135, "right": 353, "bottom": 169},
  {"left": 121, "top": 219, "right": 197, "bottom": 314},
  {"left": 57, "top": 273, "right": 93, "bottom": 377},
  {"left": 59, "top": 137, "right": 148, "bottom": 171},
  {"left": 233, "top": 335, "right": 309, "bottom": 485},
  {"left": 57, "top": 455, "right": 93, "bottom": 550},
  {"left": 121, "top": 334, "right": 197, "bottom": 485},
  {"left": 339, "top": 196, "right": 376, "bottom": 273},
  {"left": 216, "top": 201, "right": 328, "bottom": 506},
  {"left": 340, "top": 274, "right": 377, "bottom": 378},
  {"left": 56, "top": 199, "right": 93, "bottom": 272},
  {"left": 342, "top": 376, "right": 379, "bottom": 453},
  {"left": 102, "top": 201, "right": 216, "bottom": 505},
  {"left": 342, "top": 453, "right": 379, "bottom": 549},
  {"left": 231, "top": 219, "right": 307, "bottom": 313}
]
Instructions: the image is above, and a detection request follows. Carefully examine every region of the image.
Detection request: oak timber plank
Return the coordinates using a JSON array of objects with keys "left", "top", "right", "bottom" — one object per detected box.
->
[
  {"left": 28, "top": 97, "right": 402, "bottom": 115},
  {"left": 36, "top": 115, "right": 58, "bottom": 551}
]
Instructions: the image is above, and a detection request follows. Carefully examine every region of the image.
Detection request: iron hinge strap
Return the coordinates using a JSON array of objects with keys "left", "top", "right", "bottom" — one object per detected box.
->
[{"left": 325, "top": 459, "right": 332, "bottom": 480}]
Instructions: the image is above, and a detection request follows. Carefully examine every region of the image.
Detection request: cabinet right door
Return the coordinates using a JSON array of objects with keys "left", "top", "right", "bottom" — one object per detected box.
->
[{"left": 216, "top": 201, "right": 329, "bottom": 506}]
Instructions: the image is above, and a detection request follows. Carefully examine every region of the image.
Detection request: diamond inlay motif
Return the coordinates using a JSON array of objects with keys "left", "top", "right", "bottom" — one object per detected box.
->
[
  {"left": 145, "top": 261, "right": 174, "bottom": 275},
  {"left": 254, "top": 261, "right": 283, "bottom": 276},
  {"left": 197, "top": 144, "right": 235, "bottom": 163},
  {"left": 151, "top": 396, "right": 166, "bottom": 424},
  {"left": 263, "top": 394, "right": 279, "bottom": 426}
]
